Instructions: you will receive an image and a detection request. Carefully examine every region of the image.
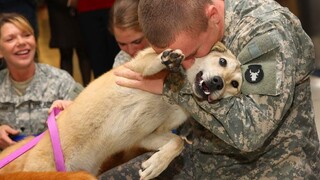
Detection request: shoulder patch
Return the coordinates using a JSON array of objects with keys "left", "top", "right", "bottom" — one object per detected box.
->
[
  {"left": 238, "top": 30, "right": 282, "bottom": 96},
  {"left": 244, "top": 65, "right": 264, "bottom": 83},
  {"left": 240, "top": 54, "right": 280, "bottom": 96}
]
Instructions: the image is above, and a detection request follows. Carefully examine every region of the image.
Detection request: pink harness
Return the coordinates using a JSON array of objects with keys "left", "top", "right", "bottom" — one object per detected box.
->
[{"left": 0, "top": 107, "right": 66, "bottom": 171}]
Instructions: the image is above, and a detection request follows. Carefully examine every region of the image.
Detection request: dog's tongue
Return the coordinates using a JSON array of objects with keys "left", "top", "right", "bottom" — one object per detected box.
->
[{"left": 207, "top": 96, "right": 212, "bottom": 103}]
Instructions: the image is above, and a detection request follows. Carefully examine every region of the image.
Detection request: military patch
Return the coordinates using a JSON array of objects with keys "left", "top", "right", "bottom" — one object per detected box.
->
[
  {"left": 245, "top": 65, "right": 264, "bottom": 83},
  {"left": 238, "top": 30, "right": 280, "bottom": 96}
]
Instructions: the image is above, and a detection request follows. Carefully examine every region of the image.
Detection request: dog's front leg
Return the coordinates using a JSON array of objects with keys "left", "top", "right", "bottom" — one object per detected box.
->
[
  {"left": 137, "top": 132, "right": 184, "bottom": 180},
  {"left": 128, "top": 48, "right": 185, "bottom": 77},
  {"left": 142, "top": 49, "right": 185, "bottom": 76},
  {"left": 126, "top": 47, "right": 165, "bottom": 76},
  {"left": 160, "top": 49, "right": 184, "bottom": 72}
]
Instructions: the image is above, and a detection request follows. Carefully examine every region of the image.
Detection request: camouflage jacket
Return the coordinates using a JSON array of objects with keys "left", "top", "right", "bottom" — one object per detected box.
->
[
  {"left": 113, "top": 50, "right": 132, "bottom": 68},
  {"left": 163, "top": 0, "right": 320, "bottom": 178},
  {"left": 0, "top": 63, "right": 83, "bottom": 136}
]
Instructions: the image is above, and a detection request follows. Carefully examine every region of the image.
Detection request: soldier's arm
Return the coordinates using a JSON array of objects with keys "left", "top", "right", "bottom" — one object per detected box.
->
[{"left": 164, "top": 26, "right": 310, "bottom": 152}]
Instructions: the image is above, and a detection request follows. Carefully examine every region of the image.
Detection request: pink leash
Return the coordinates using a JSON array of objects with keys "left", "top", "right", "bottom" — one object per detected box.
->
[
  {"left": 0, "top": 107, "right": 66, "bottom": 171},
  {"left": 47, "top": 107, "right": 66, "bottom": 171}
]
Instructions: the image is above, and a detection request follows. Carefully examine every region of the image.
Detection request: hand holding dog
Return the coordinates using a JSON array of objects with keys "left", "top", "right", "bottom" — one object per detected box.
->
[
  {"left": 114, "top": 63, "right": 168, "bottom": 95},
  {"left": 0, "top": 125, "right": 19, "bottom": 149},
  {"left": 48, "top": 100, "right": 73, "bottom": 114}
]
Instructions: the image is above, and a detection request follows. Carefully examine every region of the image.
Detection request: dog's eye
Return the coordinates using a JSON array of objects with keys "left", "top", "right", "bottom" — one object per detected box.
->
[
  {"left": 231, "top": 80, "right": 239, "bottom": 88},
  {"left": 219, "top": 58, "right": 227, "bottom": 67}
]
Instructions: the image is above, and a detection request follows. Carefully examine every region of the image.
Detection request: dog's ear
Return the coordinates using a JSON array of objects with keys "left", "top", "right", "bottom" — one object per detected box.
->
[{"left": 211, "top": 41, "right": 227, "bottom": 52}]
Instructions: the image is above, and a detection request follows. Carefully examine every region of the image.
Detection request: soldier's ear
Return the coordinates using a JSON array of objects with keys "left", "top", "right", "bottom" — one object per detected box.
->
[{"left": 211, "top": 41, "right": 227, "bottom": 52}]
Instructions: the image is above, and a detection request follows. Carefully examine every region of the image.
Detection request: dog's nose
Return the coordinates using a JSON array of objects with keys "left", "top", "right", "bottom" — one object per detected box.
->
[{"left": 208, "top": 76, "right": 224, "bottom": 91}]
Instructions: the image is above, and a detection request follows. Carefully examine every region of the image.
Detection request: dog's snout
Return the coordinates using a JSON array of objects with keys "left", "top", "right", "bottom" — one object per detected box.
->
[{"left": 209, "top": 76, "right": 224, "bottom": 90}]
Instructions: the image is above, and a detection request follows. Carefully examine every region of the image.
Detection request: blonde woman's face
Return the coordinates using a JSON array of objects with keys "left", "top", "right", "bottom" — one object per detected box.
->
[
  {"left": 114, "top": 27, "right": 149, "bottom": 57},
  {"left": 0, "top": 23, "right": 36, "bottom": 69}
]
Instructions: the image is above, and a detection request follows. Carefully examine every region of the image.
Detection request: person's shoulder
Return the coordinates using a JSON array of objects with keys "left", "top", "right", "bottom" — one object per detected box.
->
[
  {"left": 115, "top": 50, "right": 131, "bottom": 62},
  {"left": 0, "top": 68, "right": 7, "bottom": 77},
  {"left": 35, "top": 63, "right": 78, "bottom": 87},
  {"left": 36, "top": 63, "right": 64, "bottom": 72},
  {"left": 36, "top": 63, "right": 72, "bottom": 78},
  {"left": 0, "top": 68, "right": 8, "bottom": 83},
  {"left": 113, "top": 50, "right": 132, "bottom": 68},
  {"left": 226, "top": 0, "right": 286, "bottom": 20}
]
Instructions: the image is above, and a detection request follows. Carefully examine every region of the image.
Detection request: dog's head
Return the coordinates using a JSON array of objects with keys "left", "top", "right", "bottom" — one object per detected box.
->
[{"left": 187, "top": 42, "right": 242, "bottom": 103}]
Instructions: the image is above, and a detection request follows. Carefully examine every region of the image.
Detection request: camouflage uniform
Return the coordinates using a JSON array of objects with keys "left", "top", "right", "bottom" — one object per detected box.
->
[
  {"left": 100, "top": 0, "right": 320, "bottom": 179},
  {"left": 0, "top": 63, "right": 83, "bottom": 136},
  {"left": 113, "top": 50, "right": 132, "bottom": 68}
]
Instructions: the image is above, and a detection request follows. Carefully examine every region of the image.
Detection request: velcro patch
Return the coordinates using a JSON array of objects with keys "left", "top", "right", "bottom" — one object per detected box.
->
[
  {"left": 240, "top": 54, "right": 278, "bottom": 96},
  {"left": 238, "top": 30, "right": 281, "bottom": 96}
]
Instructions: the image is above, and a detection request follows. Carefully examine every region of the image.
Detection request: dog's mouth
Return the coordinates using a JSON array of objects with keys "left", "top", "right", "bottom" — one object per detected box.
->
[
  {"left": 194, "top": 71, "right": 212, "bottom": 102},
  {"left": 193, "top": 71, "right": 223, "bottom": 103},
  {"left": 196, "top": 71, "right": 210, "bottom": 95}
]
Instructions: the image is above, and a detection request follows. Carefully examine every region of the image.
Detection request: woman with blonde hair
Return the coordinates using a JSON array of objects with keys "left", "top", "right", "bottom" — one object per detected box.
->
[
  {"left": 110, "top": 0, "right": 149, "bottom": 67},
  {"left": 0, "top": 13, "right": 83, "bottom": 150}
]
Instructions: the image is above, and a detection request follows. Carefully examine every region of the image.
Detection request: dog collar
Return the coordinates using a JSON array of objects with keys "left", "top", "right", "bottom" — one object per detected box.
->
[{"left": 0, "top": 108, "right": 66, "bottom": 171}]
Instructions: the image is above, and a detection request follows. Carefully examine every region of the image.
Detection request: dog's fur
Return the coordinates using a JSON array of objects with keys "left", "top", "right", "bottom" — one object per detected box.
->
[
  {"left": 0, "top": 42, "right": 242, "bottom": 179},
  {"left": 0, "top": 171, "right": 97, "bottom": 180}
]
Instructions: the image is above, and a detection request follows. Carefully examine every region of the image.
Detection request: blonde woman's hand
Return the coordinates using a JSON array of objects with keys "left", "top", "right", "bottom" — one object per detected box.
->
[
  {"left": 49, "top": 100, "right": 73, "bottom": 114},
  {"left": 0, "top": 125, "right": 19, "bottom": 149}
]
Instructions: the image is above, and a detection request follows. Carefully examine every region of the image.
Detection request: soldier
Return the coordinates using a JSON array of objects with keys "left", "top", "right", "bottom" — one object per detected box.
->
[
  {"left": 102, "top": 0, "right": 320, "bottom": 179},
  {"left": 0, "top": 13, "right": 83, "bottom": 150}
]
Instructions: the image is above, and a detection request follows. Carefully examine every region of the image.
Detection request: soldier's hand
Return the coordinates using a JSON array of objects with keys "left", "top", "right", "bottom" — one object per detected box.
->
[
  {"left": 49, "top": 100, "right": 73, "bottom": 114},
  {"left": 0, "top": 125, "right": 19, "bottom": 149}
]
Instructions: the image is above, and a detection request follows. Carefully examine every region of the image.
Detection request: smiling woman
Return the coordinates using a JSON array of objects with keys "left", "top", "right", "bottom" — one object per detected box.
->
[
  {"left": 0, "top": 15, "right": 36, "bottom": 78},
  {"left": 0, "top": 13, "right": 83, "bottom": 150}
]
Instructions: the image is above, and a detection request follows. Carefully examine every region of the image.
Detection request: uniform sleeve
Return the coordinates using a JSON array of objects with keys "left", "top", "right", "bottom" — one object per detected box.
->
[
  {"left": 113, "top": 51, "right": 132, "bottom": 68},
  {"left": 65, "top": 82, "right": 84, "bottom": 100},
  {"left": 163, "top": 24, "right": 310, "bottom": 152},
  {"left": 57, "top": 72, "right": 84, "bottom": 100}
]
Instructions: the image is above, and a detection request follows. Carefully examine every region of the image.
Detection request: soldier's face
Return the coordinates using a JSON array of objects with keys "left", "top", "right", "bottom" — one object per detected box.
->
[
  {"left": 0, "top": 23, "right": 36, "bottom": 69},
  {"left": 152, "top": 29, "right": 220, "bottom": 70},
  {"left": 152, "top": 0, "right": 225, "bottom": 70}
]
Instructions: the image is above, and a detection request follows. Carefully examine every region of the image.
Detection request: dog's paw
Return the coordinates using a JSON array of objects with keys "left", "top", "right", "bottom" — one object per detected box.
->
[
  {"left": 139, "top": 152, "right": 169, "bottom": 180},
  {"left": 161, "top": 49, "right": 184, "bottom": 72}
]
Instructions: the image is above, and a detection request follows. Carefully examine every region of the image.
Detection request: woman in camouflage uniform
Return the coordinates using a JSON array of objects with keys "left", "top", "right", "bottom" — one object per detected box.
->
[
  {"left": 0, "top": 13, "right": 83, "bottom": 150},
  {"left": 110, "top": 0, "right": 149, "bottom": 68}
]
